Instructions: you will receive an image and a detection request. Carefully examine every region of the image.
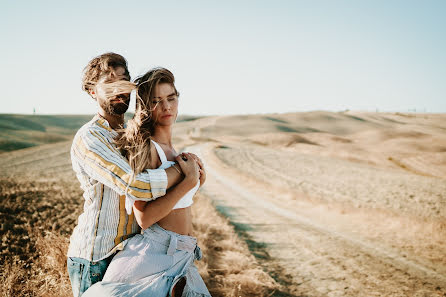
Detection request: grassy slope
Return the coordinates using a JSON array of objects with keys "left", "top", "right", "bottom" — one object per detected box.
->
[
  {"left": 0, "top": 114, "right": 204, "bottom": 152},
  {"left": 0, "top": 114, "right": 93, "bottom": 152}
]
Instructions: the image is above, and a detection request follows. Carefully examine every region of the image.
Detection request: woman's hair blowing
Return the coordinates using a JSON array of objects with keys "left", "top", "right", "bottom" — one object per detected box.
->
[
  {"left": 115, "top": 68, "right": 179, "bottom": 175},
  {"left": 82, "top": 52, "right": 130, "bottom": 94}
]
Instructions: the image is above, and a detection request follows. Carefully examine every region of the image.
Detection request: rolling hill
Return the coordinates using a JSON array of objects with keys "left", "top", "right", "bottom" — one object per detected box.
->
[{"left": 0, "top": 114, "right": 203, "bottom": 152}]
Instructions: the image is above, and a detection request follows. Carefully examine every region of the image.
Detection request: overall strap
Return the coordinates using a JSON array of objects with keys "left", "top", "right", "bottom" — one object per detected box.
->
[{"left": 151, "top": 140, "right": 168, "bottom": 164}]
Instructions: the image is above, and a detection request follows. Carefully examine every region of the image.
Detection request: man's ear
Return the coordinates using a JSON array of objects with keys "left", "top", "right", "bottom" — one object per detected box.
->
[{"left": 89, "top": 89, "right": 97, "bottom": 100}]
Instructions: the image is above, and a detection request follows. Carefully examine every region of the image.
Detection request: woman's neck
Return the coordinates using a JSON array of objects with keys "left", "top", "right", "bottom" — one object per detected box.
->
[{"left": 152, "top": 125, "right": 173, "bottom": 147}]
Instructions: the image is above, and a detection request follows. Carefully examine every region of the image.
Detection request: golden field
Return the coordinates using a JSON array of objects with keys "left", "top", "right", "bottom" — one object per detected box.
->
[{"left": 1, "top": 111, "right": 446, "bottom": 296}]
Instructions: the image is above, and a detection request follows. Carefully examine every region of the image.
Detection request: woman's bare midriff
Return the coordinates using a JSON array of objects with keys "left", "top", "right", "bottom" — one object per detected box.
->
[{"left": 157, "top": 206, "right": 193, "bottom": 236}]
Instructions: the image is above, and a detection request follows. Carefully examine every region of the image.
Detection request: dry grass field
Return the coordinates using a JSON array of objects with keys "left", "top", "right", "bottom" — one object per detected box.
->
[{"left": 1, "top": 111, "right": 446, "bottom": 296}]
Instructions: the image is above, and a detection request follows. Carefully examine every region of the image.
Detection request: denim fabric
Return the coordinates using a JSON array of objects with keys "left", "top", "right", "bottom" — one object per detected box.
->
[
  {"left": 82, "top": 223, "right": 211, "bottom": 297},
  {"left": 67, "top": 254, "right": 114, "bottom": 297}
]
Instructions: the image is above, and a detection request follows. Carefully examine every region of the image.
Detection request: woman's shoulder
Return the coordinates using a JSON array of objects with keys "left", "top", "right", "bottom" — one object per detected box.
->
[{"left": 146, "top": 140, "right": 162, "bottom": 169}]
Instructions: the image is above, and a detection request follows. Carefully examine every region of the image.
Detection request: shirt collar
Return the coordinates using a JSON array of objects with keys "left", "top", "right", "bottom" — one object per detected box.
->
[{"left": 94, "top": 114, "right": 127, "bottom": 131}]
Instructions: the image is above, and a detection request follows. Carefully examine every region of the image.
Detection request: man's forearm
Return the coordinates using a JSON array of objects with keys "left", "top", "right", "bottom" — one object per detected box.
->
[
  {"left": 165, "top": 162, "right": 184, "bottom": 189},
  {"left": 73, "top": 131, "right": 168, "bottom": 200}
]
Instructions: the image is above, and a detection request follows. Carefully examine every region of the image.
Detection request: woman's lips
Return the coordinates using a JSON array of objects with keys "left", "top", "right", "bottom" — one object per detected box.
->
[{"left": 161, "top": 115, "right": 172, "bottom": 118}]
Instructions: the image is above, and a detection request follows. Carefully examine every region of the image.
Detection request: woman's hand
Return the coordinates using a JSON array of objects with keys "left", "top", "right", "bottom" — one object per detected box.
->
[
  {"left": 188, "top": 153, "right": 206, "bottom": 187},
  {"left": 198, "top": 167, "right": 206, "bottom": 188}
]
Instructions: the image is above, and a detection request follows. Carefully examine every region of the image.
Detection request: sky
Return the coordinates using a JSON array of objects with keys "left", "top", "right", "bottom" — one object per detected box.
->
[{"left": 1, "top": 0, "right": 445, "bottom": 115}]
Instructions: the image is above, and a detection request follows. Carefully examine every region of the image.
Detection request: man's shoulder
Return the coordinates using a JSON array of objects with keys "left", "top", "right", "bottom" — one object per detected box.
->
[
  {"left": 74, "top": 117, "right": 113, "bottom": 139},
  {"left": 72, "top": 117, "right": 116, "bottom": 150}
]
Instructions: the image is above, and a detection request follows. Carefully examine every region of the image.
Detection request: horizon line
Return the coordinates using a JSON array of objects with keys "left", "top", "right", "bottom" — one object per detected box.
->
[{"left": 1, "top": 109, "right": 446, "bottom": 117}]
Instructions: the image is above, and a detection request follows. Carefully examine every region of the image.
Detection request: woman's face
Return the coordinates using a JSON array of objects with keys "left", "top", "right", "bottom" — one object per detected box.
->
[{"left": 151, "top": 83, "right": 178, "bottom": 126}]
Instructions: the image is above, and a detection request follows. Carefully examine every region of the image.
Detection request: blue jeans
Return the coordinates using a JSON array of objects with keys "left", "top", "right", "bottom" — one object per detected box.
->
[{"left": 67, "top": 255, "right": 114, "bottom": 297}]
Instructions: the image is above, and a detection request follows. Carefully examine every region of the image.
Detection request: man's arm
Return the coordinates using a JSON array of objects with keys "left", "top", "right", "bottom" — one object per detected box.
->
[
  {"left": 166, "top": 163, "right": 184, "bottom": 188},
  {"left": 71, "top": 127, "right": 183, "bottom": 201}
]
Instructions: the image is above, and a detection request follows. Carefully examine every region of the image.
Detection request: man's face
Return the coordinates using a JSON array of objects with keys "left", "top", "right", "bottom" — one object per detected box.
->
[{"left": 93, "top": 66, "right": 131, "bottom": 116}]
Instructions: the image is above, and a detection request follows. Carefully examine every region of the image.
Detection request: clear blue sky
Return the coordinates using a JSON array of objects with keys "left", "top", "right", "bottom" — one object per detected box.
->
[{"left": 1, "top": 0, "right": 445, "bottom": 115}]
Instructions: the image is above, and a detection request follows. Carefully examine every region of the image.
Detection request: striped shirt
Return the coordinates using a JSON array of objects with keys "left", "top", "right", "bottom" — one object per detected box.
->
[{"left": 68, "top": 115, "right": 167, "bottom": 261}]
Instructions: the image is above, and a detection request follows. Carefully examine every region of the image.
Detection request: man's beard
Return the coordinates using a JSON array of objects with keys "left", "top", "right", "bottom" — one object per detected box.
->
[{"left": 101, "top": 96, "right": 130, "bottom": 115}]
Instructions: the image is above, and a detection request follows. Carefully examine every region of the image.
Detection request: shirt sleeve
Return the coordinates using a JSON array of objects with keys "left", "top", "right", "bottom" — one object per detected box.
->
[{"left": 71, "top": 127, "right": 168, "bottom": 203}]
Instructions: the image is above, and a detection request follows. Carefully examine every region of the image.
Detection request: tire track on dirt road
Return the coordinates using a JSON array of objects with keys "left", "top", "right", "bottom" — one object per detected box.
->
[{"left": 186, "top": 143, "right": 446, "bottom": 297}]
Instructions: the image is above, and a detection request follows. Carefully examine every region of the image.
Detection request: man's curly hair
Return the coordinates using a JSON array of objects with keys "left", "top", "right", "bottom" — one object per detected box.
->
[{"left": 82, "top": 52, "right": 130, "bottom": 94}]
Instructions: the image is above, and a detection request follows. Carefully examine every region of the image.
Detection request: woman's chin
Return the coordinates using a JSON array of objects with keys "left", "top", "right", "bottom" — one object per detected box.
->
[{"left": 155, "top": 119, "right": 175, "bottom": 126}]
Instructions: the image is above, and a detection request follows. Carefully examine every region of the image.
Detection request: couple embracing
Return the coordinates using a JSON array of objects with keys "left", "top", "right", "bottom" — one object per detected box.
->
[{"left": 67, "top": 52, "right": 211, "bottom": 297}]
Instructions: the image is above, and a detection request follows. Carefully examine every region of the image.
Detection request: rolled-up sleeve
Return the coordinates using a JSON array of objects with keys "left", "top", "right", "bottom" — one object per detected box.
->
[{"left": 71, "top": 127, "right": 168, "bottom": 203}]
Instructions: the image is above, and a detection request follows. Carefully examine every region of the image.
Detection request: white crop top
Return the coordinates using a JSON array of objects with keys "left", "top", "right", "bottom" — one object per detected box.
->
[{"left": 151, "top": 140, "right": 200, "bottom": 209}]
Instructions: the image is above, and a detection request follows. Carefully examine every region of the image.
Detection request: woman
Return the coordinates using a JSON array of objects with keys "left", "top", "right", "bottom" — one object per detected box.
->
[{"left": 83, "top": 68, "right": 211, "bottom": 297}]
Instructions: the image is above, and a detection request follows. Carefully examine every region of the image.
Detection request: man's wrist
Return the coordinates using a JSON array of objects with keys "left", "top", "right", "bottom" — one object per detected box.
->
[{"left": 172, "top": 162, "right": 184, "bottom": 177}]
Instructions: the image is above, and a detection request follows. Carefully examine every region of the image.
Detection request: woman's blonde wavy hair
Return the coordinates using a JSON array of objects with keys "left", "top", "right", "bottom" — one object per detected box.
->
[{"left": 115, "top": 67, "right": 179, "bottom": 175}]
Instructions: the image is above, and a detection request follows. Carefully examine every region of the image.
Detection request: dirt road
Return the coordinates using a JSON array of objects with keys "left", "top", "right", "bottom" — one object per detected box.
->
[{"left": 186, "top": 142, "right": 446, "bottom": 297}]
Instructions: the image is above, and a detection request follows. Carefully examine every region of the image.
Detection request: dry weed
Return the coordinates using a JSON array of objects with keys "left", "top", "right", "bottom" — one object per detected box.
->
[
  {"left": 1, "top": 175, "right": 82, "bottom": 296},
  {"left": 192, "top": 193, "right": 280, "bottom": 297},
  {"left": 1, "top": 231, "right": 71, "bottom": 297},
  {"left": 1, "top": 175, "right": 279, "bottom": 296}
]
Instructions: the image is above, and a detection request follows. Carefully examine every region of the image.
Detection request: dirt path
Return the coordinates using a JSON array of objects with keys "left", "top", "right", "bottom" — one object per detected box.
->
[{"left": 186, "top": 142, "right": 446, "bottom": 297}]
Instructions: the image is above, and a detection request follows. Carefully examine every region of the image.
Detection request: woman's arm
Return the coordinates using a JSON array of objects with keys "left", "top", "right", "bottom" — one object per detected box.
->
[{"left": 133, "top": 153, "right": 200, "bottom": 229}]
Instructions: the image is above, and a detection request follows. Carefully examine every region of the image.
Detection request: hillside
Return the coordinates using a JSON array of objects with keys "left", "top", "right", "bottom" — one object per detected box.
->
[
  {"left": 0, "top": 114, "right": 203, "bottom": 152},
  {"left": 2, "top": 111, "right": 446, "bottom": 296},
  {"left": 0, "top": 114, "right": 94, "bottom": 152}
]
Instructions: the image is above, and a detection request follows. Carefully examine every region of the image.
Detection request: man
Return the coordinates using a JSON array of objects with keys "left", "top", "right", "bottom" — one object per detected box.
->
[{"left": 67, "top": 53, "right": 198, "bottom": 296}]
